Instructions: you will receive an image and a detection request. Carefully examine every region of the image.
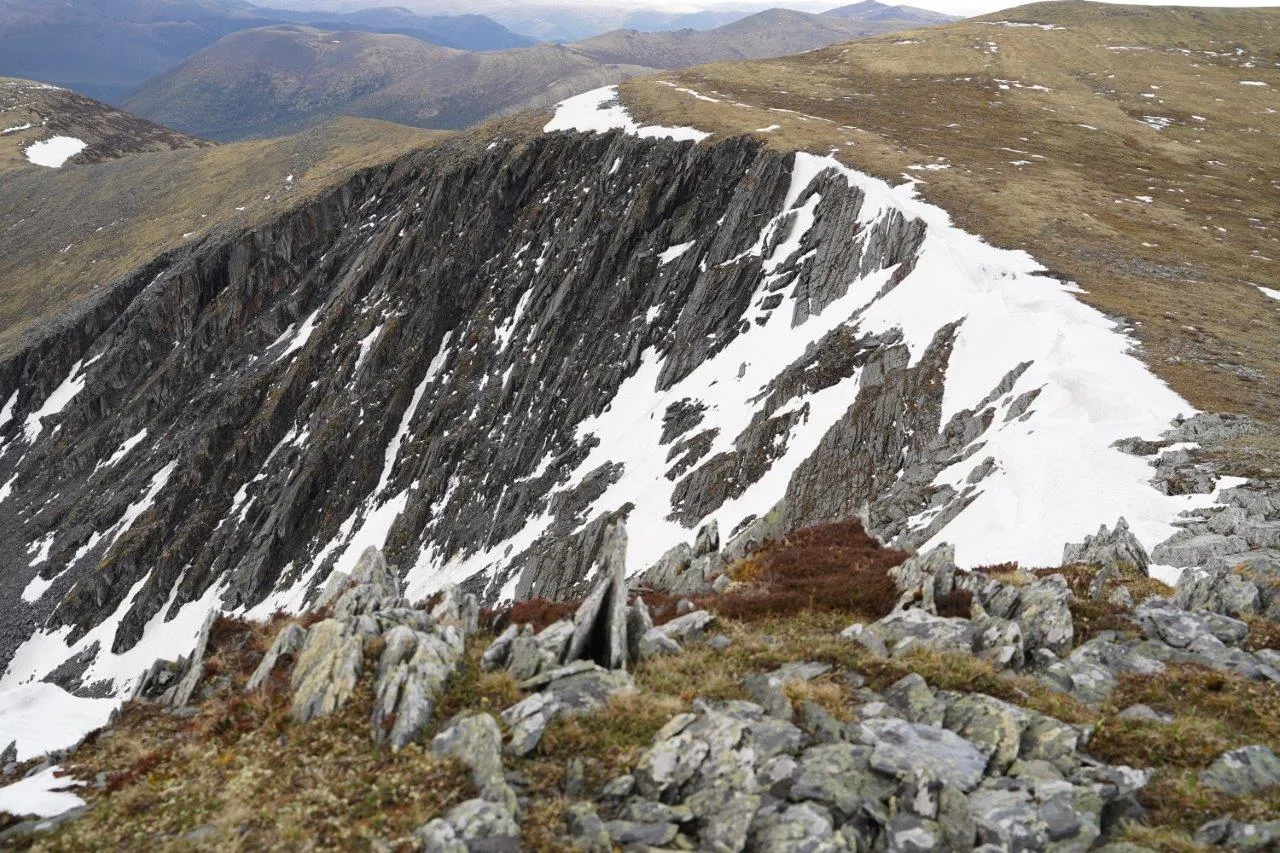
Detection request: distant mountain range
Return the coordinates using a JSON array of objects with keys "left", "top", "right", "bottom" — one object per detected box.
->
[
  {"left": 0, "top": 0, "right": 533, "bottom": 102},
  {"left": 124, "top": 6, "right": 954, "bottom": 141}
]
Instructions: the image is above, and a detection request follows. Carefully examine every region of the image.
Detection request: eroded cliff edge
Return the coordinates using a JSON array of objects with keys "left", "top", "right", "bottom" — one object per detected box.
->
[{"left": 0, "top": 119, "right": 1262, "bottom": 698}]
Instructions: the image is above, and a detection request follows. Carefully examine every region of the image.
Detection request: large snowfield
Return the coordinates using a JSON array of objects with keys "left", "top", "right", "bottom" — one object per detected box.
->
[{"left": 0, "top": 85, "right": 1240, "bottom": 778}]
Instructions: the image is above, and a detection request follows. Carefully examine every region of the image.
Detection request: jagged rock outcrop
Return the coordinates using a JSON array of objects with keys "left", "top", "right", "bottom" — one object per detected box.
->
[
  {"left": 1061, "top": 517, "right": 1150, "bottom": 575},
  {"left": 2, "top": 107, "right": 1268, "bottom": 720},
  {"left": 1119, "top": 414, "right": 1280, "bottom": 599}
]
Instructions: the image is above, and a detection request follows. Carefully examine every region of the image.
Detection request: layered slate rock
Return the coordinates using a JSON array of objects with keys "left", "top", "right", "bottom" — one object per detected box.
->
[{"left": 243, "top": 547, "right": 481, "bottom": 746}]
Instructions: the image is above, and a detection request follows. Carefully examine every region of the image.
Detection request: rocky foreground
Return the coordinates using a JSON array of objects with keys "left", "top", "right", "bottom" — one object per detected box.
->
[{"left": 3, "top": 517, "right": 1280, "bottom": 850}]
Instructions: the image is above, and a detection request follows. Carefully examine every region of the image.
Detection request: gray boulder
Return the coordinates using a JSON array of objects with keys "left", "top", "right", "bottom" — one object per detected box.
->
[
  {"left": 657, "top": 609, "right": 715, "bottom": 643},
  {"left": 1200, "top": 745, "right": 1280, "bottom": 796},
  {"left": 873, "top": 608, "right": 975, "bottom": 656},
  {"left": 1173, "top": 567, "right": 1262, "bottom": 618},
  {"left": 431, "top": 713, "right": 516, "bottom": 814},
  {"left": 501, "top": 663, "right": 634, "bottom": 757},
  {"left": 1195, "top": 817, "right": 1280, "bottom": 850},
  {"left": 290, "top": 619, "right": 363, "bottom": 723},
  {"left": 165, "top": 610, "right": 220, "bottom": 708},
  {"left": 372, "top": 624, "right": 465, "bottom": 747},
  {"left": 565, "top": 522, "right": 629, "bottom": 670},
  {"left": 416, "top": 798, "right": 520, "bottom": 853},
  {"left": 859, "top": 717, "right": 988, "bottom": 792}
]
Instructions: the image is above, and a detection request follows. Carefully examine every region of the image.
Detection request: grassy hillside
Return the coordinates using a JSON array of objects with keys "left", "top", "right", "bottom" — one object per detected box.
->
[
  {"left": 0, "top": 116, "right": 449, "bottom": 356},
  {"left": 0, "top": 0, "right": 533, "bottom": 102},
  {"left": 0, "top": 78, "right": 210, "bottom": 173},
  {"left": 123, "top": 9, "right": 950, "bottom": 141},
  {"left": 618, "top": 1, "right": 1280, "bottom": 425}
]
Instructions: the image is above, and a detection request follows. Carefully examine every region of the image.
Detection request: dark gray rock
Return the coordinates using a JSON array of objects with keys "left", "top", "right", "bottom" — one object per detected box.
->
[{"left": 501, "top": 664, "right": 634, "bottom": 757}]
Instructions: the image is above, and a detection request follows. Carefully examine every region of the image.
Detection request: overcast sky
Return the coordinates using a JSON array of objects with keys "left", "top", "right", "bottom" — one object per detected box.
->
[{"left": 528, "top": 0, "right": 1280, "bottom": 18}]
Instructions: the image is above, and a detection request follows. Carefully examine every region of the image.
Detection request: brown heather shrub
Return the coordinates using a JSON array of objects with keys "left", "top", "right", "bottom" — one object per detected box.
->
[
  {"left": 1244, "top": 616, "right": 1280, "bottom": 652},
  {"left": 934, "top": 588, "right": 973, "bottom": 618},
  {"left": 485, "top": 598, "right": 579, "bottom": 632},
  {"left": 638, "top": 520, "right": 906, "bottom": 624}
]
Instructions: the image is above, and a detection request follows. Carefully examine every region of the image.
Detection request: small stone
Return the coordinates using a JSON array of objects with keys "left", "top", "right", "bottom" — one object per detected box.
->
[
  {"left": 604, "top": 819, "right": 678, "bottom": 846},
  {"left": 563, "top": 802, "right": 611, "bottom": 852},
  {"left": 1116, "top": 704, "right": 1172, "bottom": 724},
  {"left": 707, "top": 634, "right": 732, "bottom": 650},
  {"left": 657, "top": 610, "right": 714, "bottom": 643}
]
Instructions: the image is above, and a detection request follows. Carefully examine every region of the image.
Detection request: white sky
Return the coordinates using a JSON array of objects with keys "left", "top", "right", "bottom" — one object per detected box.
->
[{"left": 520, "top": 0, "right": 1279, "bottom": 18}]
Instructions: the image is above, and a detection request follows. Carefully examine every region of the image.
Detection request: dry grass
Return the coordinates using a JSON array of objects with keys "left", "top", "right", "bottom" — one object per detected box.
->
[
  {"left": 617, "top": 1, "right": 1280, "bottom": 422},
  {"left": 21, "top": 619, "right": 473, "bottom": 851},
  {"left": 15, "top": 522, "right": 1280, "bottom": 847},
  {"left": 0, "top": 116, "right": 447, "bottom": 357},
  {"left": 1089, "top": 665, "right": 1280, "bottom": 836}
]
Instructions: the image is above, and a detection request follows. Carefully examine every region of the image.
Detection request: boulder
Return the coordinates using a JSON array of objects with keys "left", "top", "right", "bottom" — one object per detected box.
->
[
  {"left": 625, "top": 596, "right": 654, "bottom": 663},
  {"left": 165, "top": 610, "right": 219, "bottom": 708},
  {"left": 873, "top": 608, "right": 975, "bottom": 656},
  {"left": 565, "top": 522, "right": 629, "bottom": 670},
  {"left": 501, "top": 664, "right": 634, "bottom": 757},
  {"left": 943, "top": 693, "right": 1028, "bottom": 773},
  {"left": 656, "top": 609, "right": 715, "bottom": 643},
  {"left": 1200, "top": 745, "right": 1280, "bottom": 796},
  {"left": 859, "top": 717, "right": 988, "bottom": 792},
  {"left": 1195, "top": 817, "right": 1280, "bottom": 850},
  {"left": 1011, "top": 576, "right": 1074, "bottom": 656},
  {"left": 431, "top": 713, "right": 517, "bottom": 814},
  {"left": 290, "top": 619, "right": 363, "bottom": 723},
  {"left": 430, "top": 584, "right": 479, "bottom": 634},
  {"left": 1173, "top": 568, "right": 1262, "bottom": 618},
  {"left": 416, "top": 798, "right": 520, "bottom": 853}
]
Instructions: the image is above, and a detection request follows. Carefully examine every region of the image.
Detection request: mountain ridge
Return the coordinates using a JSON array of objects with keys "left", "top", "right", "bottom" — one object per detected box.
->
[{"left": 123, "top": 7, "right": 951, "bottom": 140}]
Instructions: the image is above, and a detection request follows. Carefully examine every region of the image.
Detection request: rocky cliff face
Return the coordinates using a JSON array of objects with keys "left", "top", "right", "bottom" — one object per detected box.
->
[{"left": 0, "top": 108, "right": 1251, "bottom": 700}]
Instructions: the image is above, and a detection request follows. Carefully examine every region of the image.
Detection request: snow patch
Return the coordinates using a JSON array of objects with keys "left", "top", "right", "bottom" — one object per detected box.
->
[
  {"left": 0, "top": 764, "right": 87, "bottom": 817},
  {"left": 544, "top": 86, "right": 710, "bottom": 144},
  {"left": 0, "top": 683, "right": 116, "bottom": 763},
  {"left": 23, "top": 359, "right": 91, "bottom": 443},
  {"left": 23, "top": 136, "right": 87, "bottom": 168},
  {"left": 659, "top": 241, "right": 696, "bottom": 266},
  {"left": 95, "top": 429, "right": 148, "bottom": 473},
  {"left": 1259, "top": 285, "right": 1280, "bottom": 302}
]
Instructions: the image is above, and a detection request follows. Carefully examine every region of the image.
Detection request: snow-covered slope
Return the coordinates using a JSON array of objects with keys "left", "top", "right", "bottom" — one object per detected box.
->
[{"left": 0, "top": 87, "right": 1240, "bottom": 758}]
